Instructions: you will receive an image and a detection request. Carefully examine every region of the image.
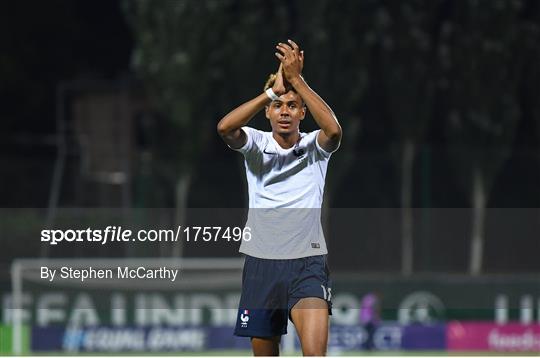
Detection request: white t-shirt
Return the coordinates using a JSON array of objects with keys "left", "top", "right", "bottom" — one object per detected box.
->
[{"left": 233, "top": 126, "right": 335, "bottom": 259}]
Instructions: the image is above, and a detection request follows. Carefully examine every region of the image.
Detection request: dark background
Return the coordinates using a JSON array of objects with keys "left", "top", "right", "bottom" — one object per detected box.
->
[{"left": 1, "top": 0, "right": 539, "bottom": 273}]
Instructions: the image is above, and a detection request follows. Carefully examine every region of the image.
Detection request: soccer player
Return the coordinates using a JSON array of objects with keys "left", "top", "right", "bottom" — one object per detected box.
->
[{"left": 217, "top": 39, "right": 342, "bottom": 356}]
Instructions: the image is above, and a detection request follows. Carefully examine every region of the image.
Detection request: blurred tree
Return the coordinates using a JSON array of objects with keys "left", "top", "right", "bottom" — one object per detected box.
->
[
  {"left": 124, "top": 0, "right": 236, "bottom": 256},
  {"left": 439, "top": 0, "right": 523, "bottom": 274},
  {"left": 0, "top": 1, "right": 132, "bottom": 136},
  {"left": 296, "top": 0, "right": 371, "bottom": 240},
  {"left": 123, "top": 0, "right": 294, "bottom": 255},
  {"left": 521, "top": 1, "right": 540, "bottom": 174},
  {"left": 521, "top": 1, "right": 540, "bottom": 232},
  {"left": 373, "top": 1, "right": 441, "bottom": 275}
]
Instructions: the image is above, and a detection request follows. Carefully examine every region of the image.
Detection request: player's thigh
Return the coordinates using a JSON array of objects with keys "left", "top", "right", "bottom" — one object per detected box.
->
[
  {"left": 251, "top": 336, "right": 280, "bottom": 356},
  {"left": 290, "top": 297, "right": 329, "bottom": 355}
]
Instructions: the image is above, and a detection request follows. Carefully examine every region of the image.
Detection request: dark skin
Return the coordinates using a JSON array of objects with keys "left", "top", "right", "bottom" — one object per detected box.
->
[
  {"left": 217, "top": 40, "right": 341, "bottom": 356},
  {"left": 249, "top": 298, "right": 329, "bottom": 356},
  {"left": 265, "top": 90, "right": 306, "bottom": 149}
]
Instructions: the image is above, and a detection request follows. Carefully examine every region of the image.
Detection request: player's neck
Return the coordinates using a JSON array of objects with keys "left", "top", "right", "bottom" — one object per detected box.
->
[{"left": 272, "top": 131, "right": 300, "bottom": 149}]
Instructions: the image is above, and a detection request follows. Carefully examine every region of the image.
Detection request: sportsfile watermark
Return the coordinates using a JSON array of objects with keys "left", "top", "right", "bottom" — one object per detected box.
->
[{"left": 41, "top": 226, "right": 252, "bottom": 245}]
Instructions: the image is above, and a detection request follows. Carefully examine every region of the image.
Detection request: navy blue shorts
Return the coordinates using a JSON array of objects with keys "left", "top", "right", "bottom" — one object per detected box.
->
[{"left": 234, "top": 254, "right": 332, "bottom": 338}]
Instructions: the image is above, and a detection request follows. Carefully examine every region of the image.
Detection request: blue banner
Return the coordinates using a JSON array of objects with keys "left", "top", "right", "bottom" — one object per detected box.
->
[{"left": 31, "top": 323, "right": 446, "bottom": 352}]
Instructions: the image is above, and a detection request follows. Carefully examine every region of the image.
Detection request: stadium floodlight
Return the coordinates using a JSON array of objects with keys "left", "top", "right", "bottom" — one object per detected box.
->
[{"left": 10, "top": 257, "right": 244, "bottom": 355}]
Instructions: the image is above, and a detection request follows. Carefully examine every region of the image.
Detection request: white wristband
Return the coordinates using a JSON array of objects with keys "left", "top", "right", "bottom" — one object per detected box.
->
[{"left": 265, "top": 88, "right": 279, "bottom": 101}]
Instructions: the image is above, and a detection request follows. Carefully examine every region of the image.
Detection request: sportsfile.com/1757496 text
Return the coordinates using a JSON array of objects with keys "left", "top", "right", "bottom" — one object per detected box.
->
[{"left": 40, "top": 226, "right": 252, "bottom": 245}]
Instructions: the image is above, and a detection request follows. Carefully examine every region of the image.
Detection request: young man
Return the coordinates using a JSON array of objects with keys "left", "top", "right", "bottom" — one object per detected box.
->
[{"left": 217, "top": 40, "right": 342, "bottom": 356}]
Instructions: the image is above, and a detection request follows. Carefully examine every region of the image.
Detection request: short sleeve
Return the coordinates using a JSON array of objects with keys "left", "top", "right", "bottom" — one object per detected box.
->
[
  {"left": 231, "top": 126, "right": 264, "bottom": 155},
  {"left": 314, "top": 129, "right": 338, "bottom": 158}
]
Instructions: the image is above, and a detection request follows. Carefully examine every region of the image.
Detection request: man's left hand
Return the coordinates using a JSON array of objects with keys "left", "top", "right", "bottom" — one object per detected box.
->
[{"left": 275, "top": 39, "right": 304, "bottom": 84}]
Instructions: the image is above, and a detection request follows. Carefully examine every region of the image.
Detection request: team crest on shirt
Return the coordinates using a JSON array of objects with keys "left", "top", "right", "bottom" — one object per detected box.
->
[
  {"left": 240, "top": 309, "right": 250, "bottom": 328},
  {"left": 293, "top": 142, "right": 306, "bottom": 161}
]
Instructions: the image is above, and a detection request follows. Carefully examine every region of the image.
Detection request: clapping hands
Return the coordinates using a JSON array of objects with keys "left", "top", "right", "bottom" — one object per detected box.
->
[{"left": 271, "top": 40, "right": 304, "bottom": 96}]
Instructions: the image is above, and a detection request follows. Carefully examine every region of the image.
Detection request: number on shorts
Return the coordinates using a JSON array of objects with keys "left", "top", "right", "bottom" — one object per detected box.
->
[{"left": 321, "top": 285, "right": 332, "bottom": 301}]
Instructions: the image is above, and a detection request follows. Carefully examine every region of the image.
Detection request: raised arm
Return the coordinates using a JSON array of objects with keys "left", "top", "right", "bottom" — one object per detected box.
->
[
  {"left": 217, "top": 65, "right": 287, "bottom": 149},
  {"left": 276, "top": 40, "right": 342, "bottom": 153}
]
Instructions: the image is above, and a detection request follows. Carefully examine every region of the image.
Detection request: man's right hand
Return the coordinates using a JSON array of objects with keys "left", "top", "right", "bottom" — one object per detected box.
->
[{"left": 272, "top": 63, "right": 287, "bottom": 96}]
